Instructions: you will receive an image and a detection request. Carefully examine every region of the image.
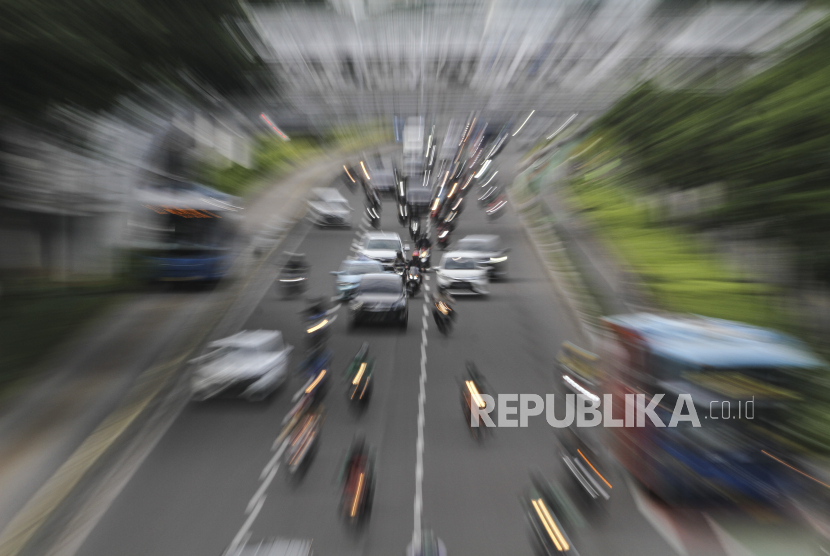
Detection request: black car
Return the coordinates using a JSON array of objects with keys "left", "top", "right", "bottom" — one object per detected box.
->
[
  {"left": 406, "top": 186, "right": 433, "bottom": 220},
  {"left": 348, "top": 273, "right": 408, "bottom": 329}
]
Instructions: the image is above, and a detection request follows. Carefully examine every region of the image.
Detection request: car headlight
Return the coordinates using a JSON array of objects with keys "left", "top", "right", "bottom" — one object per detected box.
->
[{"left": 489, "top": 256, "right": 508, "bottom": 263}]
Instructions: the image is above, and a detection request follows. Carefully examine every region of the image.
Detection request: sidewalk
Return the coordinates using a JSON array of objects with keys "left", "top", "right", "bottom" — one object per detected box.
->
[{"left": 0, "top": 143, "right": 394, "bottom": 556}]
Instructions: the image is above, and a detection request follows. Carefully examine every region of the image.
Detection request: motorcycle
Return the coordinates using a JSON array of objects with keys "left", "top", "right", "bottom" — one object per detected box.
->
[
  {"left": 282, "top": 406, "right": 324, "bottom": 479},
  {"left": 344, "top": 342, "right": 374, "bottom": 410},
  {"left": 556, "top": 427, "right": 613, "bottom": 521},
  {"left": 339, "top": 437, "right": 375, "bottom": 527},
  {"left": 293, "top": 348, "right": 331, "bottom": 402},
  {"left": 432, "top": 293, "right": 455, "bottom": 335},
  {"left": 460, "top": 361, "right": 491, "bottom": 441},
  {"left": 523, "top": 470, "right": 581, "bottom": 556},
  {"left": 406, "top": 265, "right": 422, "bottom": 297},
  {"left": 419, "top": 247, "right": 431, "bottom": 269},
  {"left": 436, "top": 226, "right": 452, "bottom": 250},
  {"left": 303, "top": 298, "right": 337, "bottom": 352},
  {"left": 397, "top": 201, "right": 408, "bottom": 227},
  {"left": 278, "top": 253, "right": 309, "bottom": 299},
  {"left": 409, "top": 218, "right": 421, "bottom": 242},
  {"left": 485, "top": 194, "right": 507, "bottom": 221},
  {"left": 478, "top": 185, "right": 500, "bottom": 207},
  {"left": 367, "top": 206, "right": 381, "bottom": 229}
]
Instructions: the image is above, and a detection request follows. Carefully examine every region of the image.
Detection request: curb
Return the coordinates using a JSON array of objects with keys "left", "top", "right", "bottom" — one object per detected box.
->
[{"left": 508, "top": 185, "right": 599, "bottom": 350}]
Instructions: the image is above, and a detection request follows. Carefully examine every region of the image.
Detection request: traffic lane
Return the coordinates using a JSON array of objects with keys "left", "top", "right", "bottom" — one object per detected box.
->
[
  {"left": 246, "top": 200, "right": 423, "bottom": 555},
  {"left": 249, "top": 309, "right": 422, "bottom": 555},
  {"left": 78, "top": 190, "right": 362, "bottom": 556},
  {"left": 78, "top": 400, "right": 293, "bottom": 556},
  {"left": 422, "top": 200, "right": 680, "bottom": 556},
  {"left": 421, "top": 201, "right": 582, "bottom": 555}
]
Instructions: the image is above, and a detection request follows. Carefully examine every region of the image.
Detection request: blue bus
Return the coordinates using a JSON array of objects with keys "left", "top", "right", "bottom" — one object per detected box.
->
[
  {"left": 592, "top": 313, "right": 827, "bottom": 506},
  {"left": 132, "top": 183, "right": 239, "bottom": 283}
]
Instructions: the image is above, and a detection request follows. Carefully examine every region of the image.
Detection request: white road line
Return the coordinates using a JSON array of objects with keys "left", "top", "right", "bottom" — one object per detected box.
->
[
  {"left": 424, "top": 275, "right": 430, "bottom": 281},
  {"left": 627, "top": 477, "right": 688, "bottom": 556},
  {"left": 702, "top": 514, "right": 753, "bottom": 556},
  {"left": 424, "top": 284, "right": 430, "bottom": 292},
  {"left": 423, "top": 304, "right": 429, "bottom": 317},
  {"left": 413, "top": 342, "right": 427, "bottom": 553},
  {"left": 226, "top": 496, "right": 265, "bottom": 556},
  {"left": 247, "top": 466, "right": 277, "bottom": 514},
  {"left": 263, "top": 440, "right": 288, "bottom": 477},
  {"left": 421, "top": 328, "right": 428, "bottom": 345},
  {"left": 422, "top": 315, "right": 428, "bottom": 331}
]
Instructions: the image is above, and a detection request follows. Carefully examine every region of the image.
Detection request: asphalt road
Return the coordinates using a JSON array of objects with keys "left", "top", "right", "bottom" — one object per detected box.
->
[{"left": 76, "top": 146, "right": 684, "bottom": 556}]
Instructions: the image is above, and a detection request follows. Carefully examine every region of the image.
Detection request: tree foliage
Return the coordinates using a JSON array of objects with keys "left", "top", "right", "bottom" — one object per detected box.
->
[
  {"left": 598, "top": 23, "right": 830, "bottom": 280},
  {"left": 0, "top": 0, "right": 268, "bottom": 116}
]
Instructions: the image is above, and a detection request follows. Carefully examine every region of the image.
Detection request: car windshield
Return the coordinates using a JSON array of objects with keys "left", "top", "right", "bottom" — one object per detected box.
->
[
  {"left": 456, "top": 240, "right": 492, "bottom": 252},
  {"left": 341, "top": 262, "right": 383, "bottom": 275},
  {"left": 444, "top": 257, "right": 476, "bottom": 270},
  {"left": 359, "top": 277, "right": 403, "bottom": 294},
  {"left": 366, "top": 239, "right": 400, "bottom": 250}
]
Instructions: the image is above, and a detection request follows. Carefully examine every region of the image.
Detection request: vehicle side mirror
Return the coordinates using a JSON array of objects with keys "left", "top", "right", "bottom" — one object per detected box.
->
[{"left": 404, "top": 244, "right": 410, "bottom": 251}]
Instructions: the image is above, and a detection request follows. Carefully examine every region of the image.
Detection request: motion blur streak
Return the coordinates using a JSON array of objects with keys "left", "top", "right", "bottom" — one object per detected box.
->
[
  {"left": 577, "top": 450, "right": 612, "bottom": 490},
  {"left": 351, "top": 473, "right": 365, "bottom": 518},
  {"left": 304, "top": 370, "right": 326, "bottom": 394},
  {"left": 352, "top": 362, "right": 367, "bottom": 385},
  {"left": 466, "top": 381, "right": 486, "bottom": 410},
  {"left": 763, "top": 451, "right": 830, "bottom": 490},
  {"left": 532, "top": 498, "right": 569, "bottom": 552}
]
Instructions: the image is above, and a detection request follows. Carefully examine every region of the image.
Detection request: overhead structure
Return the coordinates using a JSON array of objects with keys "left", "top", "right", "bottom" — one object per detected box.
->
[{"left": 249, "top": 0, "right": 816, "bottom": 124}]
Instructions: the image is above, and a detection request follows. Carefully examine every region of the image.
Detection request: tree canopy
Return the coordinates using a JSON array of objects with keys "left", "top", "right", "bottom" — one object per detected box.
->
[
  {"left": 0, "top": 0, "right": 269, "bottom": 117},
  {"left": 596, "top": 23, "right": 830, "bottom": 280}
]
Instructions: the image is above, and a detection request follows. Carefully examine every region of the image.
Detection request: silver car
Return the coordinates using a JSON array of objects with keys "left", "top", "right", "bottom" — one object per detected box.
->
[
  {"left": 190, "top": 330, "right": 293, "bottom": 401},
  {"left": 358, "top": 231, "right": 407, "bottom": 270},
  {"left": 455, "top": 235, "right": 509, "bottom": 280},
  {"left": 307, "top": 187, "right": 352, "bottom": 227}
]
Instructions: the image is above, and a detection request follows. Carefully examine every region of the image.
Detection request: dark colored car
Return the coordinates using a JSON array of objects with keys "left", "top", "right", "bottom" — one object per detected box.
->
[
  {"left": 406, "top": 186, "right": 433, "bottom": 220},
  {"left": 348, "top": 273, "right": 408, "bottom": 329}
]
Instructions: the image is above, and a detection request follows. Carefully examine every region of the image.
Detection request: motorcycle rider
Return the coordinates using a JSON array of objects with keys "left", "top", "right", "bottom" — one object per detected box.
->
[
  {"left": 409, "top": 250, "right": 422, "bottom": 272},
  {"left": 434, "top": 284, "right": 455, "bottom": 310},
  {"left": 339, "top": 435, "right": 373, "bottom": 519},
  {"left": 304, "top": 295, "right": 329, "bottom": 320},
  {"left": 283, "top": 252, "right": 308, "bottom": 274},
  {"left": 393, "top": 250, "right": 407, "bottom": 276},
  {"left": 416, "top": 233, "right": 431, "bottom": 252}
]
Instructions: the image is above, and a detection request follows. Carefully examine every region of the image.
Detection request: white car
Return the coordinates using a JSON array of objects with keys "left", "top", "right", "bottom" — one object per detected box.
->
[
  {"left": 190, "top": 330, "right": 293, "bottom": 402},
  {"left": 307, "top": 187, "right": 352, "bottom": 227},
  {"left": 435, "top": 251, "right": 489, "bottom": 295},
  {"left": 358, "top": 231, "right": 407, "bottom": 270}
]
